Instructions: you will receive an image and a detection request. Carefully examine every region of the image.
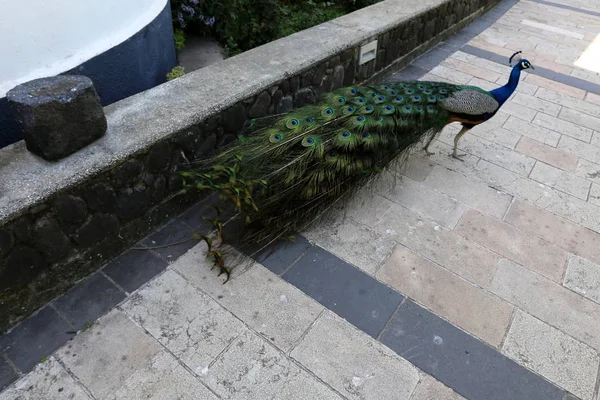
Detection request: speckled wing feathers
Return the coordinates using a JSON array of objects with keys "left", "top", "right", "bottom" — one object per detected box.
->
[{"left": 441, "top": 90, "right": 499, "bottom": 115}]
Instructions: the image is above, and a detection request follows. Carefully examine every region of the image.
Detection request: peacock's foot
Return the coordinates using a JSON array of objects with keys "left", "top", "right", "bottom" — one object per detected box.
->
[{"left": 451, "top": 152, "right": 466, "bottom": 161}]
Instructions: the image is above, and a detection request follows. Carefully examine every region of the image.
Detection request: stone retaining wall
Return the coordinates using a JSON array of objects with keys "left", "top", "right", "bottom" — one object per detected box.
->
[{"left": 0, "top": 0, "right": 501, "bottom": 332}]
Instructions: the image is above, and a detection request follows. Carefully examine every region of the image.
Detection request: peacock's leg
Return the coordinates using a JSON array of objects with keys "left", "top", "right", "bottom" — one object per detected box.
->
[
  {"left": 422, "top": 131, "right": 439, "bottom": 156},
  {"left": 452, "top": 126, "right": 470, "bottom": 160}
]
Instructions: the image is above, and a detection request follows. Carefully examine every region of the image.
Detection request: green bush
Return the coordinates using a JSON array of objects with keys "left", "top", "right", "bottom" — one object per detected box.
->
[
  {"left": 170, "top": 0, "right": 383, "bottom": 55},
  {"left": 174, "top": 29, "right": 186, "bottom": 53},
  {"left": 167, "top": 65, "right": 185, "bottom": 81}
]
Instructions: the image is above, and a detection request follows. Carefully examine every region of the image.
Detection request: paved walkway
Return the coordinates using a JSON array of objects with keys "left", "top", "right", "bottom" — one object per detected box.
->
[
  {"left": 3, "top": 0, "right": 600, "bottom": 399},
  {"left": 177, "top": 35, "right": 224, "bottom": 73}
]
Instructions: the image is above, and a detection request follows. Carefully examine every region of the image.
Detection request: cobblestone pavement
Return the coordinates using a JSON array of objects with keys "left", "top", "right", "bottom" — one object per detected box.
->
[{"left": 2, "top": 0, "right": 600, "bottom": 399}]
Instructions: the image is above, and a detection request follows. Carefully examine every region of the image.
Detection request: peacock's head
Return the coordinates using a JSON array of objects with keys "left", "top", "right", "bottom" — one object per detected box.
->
[{"left": 509, "top": 51, "right": 535, "bottom": 70}]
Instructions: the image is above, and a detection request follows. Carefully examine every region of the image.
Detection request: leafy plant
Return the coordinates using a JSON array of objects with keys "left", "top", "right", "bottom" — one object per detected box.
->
[
  {"left": 174, "top": 29, "right": 186, "bottom": 53},
  {"left": 167, "top": 66, "right": 185, "bottom": 81},
  {"left": 169, "top": 0, "right": 384, "bottom": 56}
]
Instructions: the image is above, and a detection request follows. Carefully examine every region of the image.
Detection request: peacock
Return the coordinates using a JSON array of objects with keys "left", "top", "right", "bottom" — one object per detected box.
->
[{"left": 179, "top": 51, "right": 534, "bottom": 281}]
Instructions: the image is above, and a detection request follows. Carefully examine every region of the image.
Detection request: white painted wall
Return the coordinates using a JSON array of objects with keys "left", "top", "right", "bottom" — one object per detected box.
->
[{"left": 0, "top": 0, "right": 168, "bottom": 97}]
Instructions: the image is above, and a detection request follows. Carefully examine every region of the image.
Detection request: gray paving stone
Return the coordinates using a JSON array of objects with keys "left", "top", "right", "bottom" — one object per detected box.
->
[
  {"left": 377, "top": 246, "right": 513, "bottom": 347},
  {"left": 504, "top": 200, "right": 600, "bottom": 266},
  {"left": 440, "top": 111, "right": 520, "bottom": 150},
  {"left": 576, "top": 158, "right": 600, "bottom": 185},
  {"left": 377, "top": 174, "right": 469, "bottom": 229},
  {"left": 444, "top": 58, "right": 503, "bottom": 83},
  {"left": 410, "top": 374, "right": 465, "bottom": 400},
  {"left": 0, "top": 306, "right": 74, "bottom": 373},
  {"left": 456, "top": 209, "right": 568, "bottom": 283},
  {"left": 530, "top": 162, "right": 591, "bottom": 200},
  {"left": 422, "top": 166, "right": 512, "bottom": 218},
  {"left": 591, "top": 131, "right": 600, "bottom": 148},
  {"left": 0, "top": 357, "right": 91, "bottom": 400},
  {"left": 503, "top": 116, "right": 561, "bottom": 147},
  {"left": 0, "top": 357, "right": 16, "bottom": 391},
  {"left": 503, "top": 311, "right": 599, "bottom": 400},
  {"left": 380, "top": 300, "right": 566, "bottom": 400},
  {"left": 102, "top": 249, "right": 168, "bottom": 293},
  {"left": 106, "top": 350, "right": 219, "bottom": 400},
  {"left": 515, "top": 137, "right": 578, "bottom": 171},
  {"left": 343, "top": 190, "right": 394, "bottom": 228},
  {"left": 564, "top": 255, "right": 600, "bottom": 304},
  {"left": 559, "top": 107, "right": 600, "bottom": 132},
  {"left": 536, "top": 88, "right": 600, "bottom": 119},
  {"left": 472, "top": 124, "right": 522, "bottom": 149},
  {"left": 490, "top": 259, "right": 600, "bottom": 351},
  {"left": 429, "top": 65, "right": 472, "bottom": 84},
  {"left": 425, "top": 142, "right": 600, "bottom": 233},
  {"left": 525, "top": 74, "right": 585, "bottom": 99},
  {"left": 558, "top": 135, "right": 600, "bottom": 166},
  {"left": 174, "top": 245, "right": 323, "bottom": 352},
  {"left": 373, "top": 202, "right": 500, "bottom": 288},
  {"left": 121, "top": 270, "right": 246, "bottom": 373},
  {"left": 451, "top": 51, "right": 510, "bottom": 75},
  {"left": 141, "top": 219, "right": 200, "bottom": 262},
  {"left": 442, "top": 133, "right": 536, "bottom": 176},
  {"left": 400, "top": 156, "right": 436, "bottom": 182},
  {"left": 283, "top": 246, "right": 403, "bottom": 338},
  {"left": 497, "top": 101, "right": 538, "bottom": 122},
  {"left": 178, "top": 35, "right": 224, "bottom": 72},
  {"left": 535, "top": 113, "right": 594, "bottom": 143},
  {"left": 590, "top": 183, "right": 600, "bottom": 207},
  {"left": 52, "top": 272, "right": 125, "bottom": 330},
  {"left": 302, "top": 215, "right": 395, "bottom": 275},
  {"left": 512, "top": 93, "right": 562, "bottom": 117},
  {"left": 202, "top": 329, "right": 342, "bottom": 400},
  {"left": 291, "top": 310, "right": 419, "bottom": 400},
  {"left": 57, "top": 310, "right": 162, "bottom": 399}
]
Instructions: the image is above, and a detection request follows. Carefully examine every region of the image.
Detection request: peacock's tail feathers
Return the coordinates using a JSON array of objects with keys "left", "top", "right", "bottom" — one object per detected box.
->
[{"left": 181, "top": 81, "right": 464, "bottom": 281}]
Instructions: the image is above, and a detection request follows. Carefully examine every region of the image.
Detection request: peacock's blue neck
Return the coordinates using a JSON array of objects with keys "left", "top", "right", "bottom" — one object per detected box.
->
[{"left": 490, "top": 64, "right": 521, "bottom": 105}]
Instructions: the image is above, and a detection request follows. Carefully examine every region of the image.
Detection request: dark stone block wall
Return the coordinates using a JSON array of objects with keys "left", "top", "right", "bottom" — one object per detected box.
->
[{"left": 0, "top": 0, "right": 501, "bottom": 332}]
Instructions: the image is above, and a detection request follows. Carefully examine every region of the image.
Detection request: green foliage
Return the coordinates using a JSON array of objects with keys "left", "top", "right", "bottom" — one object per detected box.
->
[
  {"left": 174, "top": 29, "right": 186, "bottom": 53},
  {"left": 169, "top": 0, "right": 383, "bottom": 56},
  {"left": 166, "top": 65, "right": 185, "bottom": 81},
  {"left": 277, "top": 2, "right": 346, "bottom": 38}
]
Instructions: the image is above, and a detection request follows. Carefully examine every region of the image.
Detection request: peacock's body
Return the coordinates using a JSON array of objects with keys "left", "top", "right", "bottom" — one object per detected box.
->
[{"left": 181, "top": 51, "right": 534, "bottom": 280}]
